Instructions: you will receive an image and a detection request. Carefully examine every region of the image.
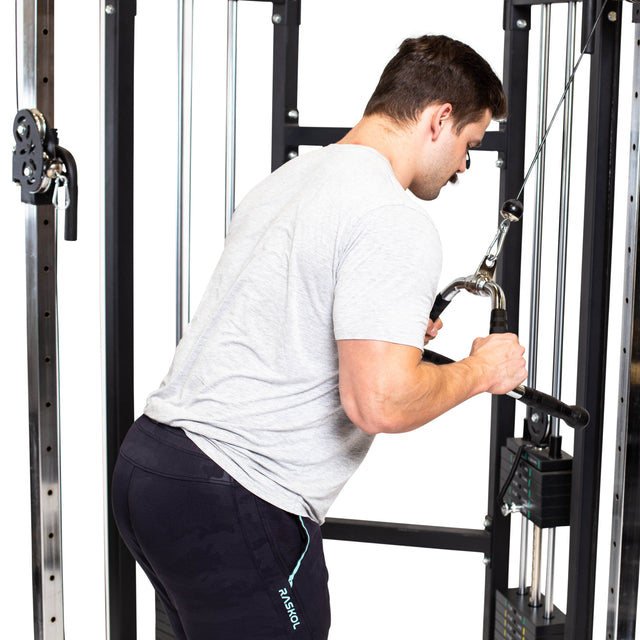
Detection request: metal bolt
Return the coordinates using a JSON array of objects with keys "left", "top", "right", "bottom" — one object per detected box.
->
[
  {"left": 272, "top": 13, "right": 282, "bottom": 24},
  {"left": 17, "top": 123, "right": 27, "bottom": 137},
  {"left": 46, "top": 162, "right": 64, "bottom": 179},
  {"left": 24, "top": 166, "right": 34, "bottom": 177},
  {"left": 484, "top": 516, "right": 492, "bottom": 529},
  {"left": 105, "top": 4, "right": 116, "bottom": 15},
  {"left": 608, "top": 11, "right": 617, "bottom": 22},
  {"left": 287, "top": 109, "right": 299, "bottom": 121},
  {"left": 483, "top": 556, "right": 491, "bottom": 567},
  {"left": 516, "top": 18, "right": 528, "bottom": 29},
  {"left": 496, "top": 159, "right": 505, "bottom": 168},
  {"left": 287, "top": 151, "right": 298, "bottom": 160},
  {"left": 501, "top": 503, "right": 525, "bottom": 517}
]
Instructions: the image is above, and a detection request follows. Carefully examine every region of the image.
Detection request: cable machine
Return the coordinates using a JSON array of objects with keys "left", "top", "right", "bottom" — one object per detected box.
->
[
  {"left": 0, "top": 0, "right": 609, "bottom": 638},
  {"left": 98, "top": 0, "right": 627, "bottom": 638},
  {"left": 9, "top": 0, "right": 633, "bottom": 637}
]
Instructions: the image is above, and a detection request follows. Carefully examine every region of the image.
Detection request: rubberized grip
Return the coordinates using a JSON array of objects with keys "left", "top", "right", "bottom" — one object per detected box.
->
[
  {"left": 519, "top": 386, "right": 590, "bottom": 429},
  {"left": 429, "top": 293, "right": 451, "bottom": 321},
  {"left": 57, "top": 146, "right": 78, "bottom": 241},
  {"left": 489, "top": 308, "right": 508, "bottom": 334},
  {"left": 423, "top": 349, "right": 590, "bottom": 430}
]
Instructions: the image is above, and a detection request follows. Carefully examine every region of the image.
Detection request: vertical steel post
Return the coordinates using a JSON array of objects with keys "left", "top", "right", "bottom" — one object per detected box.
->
[
  {"left": 103, "top": 1, "right": 138, "bottom": 638},
  {"left": 523, "top": 2, "right": 552, "bottom": 601},
  {"left": 17, "top": 1, "right": 64, "bottom": 637},
  {"left": 550, "top": 1, "right": 577, "bottom": 444},
  {"left": 566, "top": 1, "right": 623, "bottom": 638},
  {"left": 606, "top": 5, "right": 640, "bottom": 637},
  {"left": 177, "top": 0, "right": 194, "bottom": 342},
  {"left": 544, "top": 1, "right": 577, "bottom": 621},
  {"left": 271, "top": 0, "right": 301, "bottom": 171},
  {"left": 528, "top": 3, "right": 552, "bottom": 395},
  {"left": 225, "top": 0, "right": 238, "bottom": 235},
  {"left": 483, "top": 3, "right": 530, "bottom": 637},
  {"left": 530, "top": 525, "right": 543, "bottom": 607}
]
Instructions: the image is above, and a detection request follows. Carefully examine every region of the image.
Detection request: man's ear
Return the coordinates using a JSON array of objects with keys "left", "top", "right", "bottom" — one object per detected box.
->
[{"left": 426, "top": 103, "right": 454, "bottom": 141}]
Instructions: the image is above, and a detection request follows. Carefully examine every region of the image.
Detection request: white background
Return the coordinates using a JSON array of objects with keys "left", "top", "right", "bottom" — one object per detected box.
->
[{"left": 0, "top": 0, "right": 635, "bottom": 638}]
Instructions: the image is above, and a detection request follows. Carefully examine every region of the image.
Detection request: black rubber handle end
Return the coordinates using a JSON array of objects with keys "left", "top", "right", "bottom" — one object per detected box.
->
[
  {"left": 520, "top": 386, "right": 590, "bottom": 429},
  {"left": 429, "top": 293, "right": 451, "bottom": 321},
  {"left": 490, "top": 308, "right": 509, "bottom": 334}
]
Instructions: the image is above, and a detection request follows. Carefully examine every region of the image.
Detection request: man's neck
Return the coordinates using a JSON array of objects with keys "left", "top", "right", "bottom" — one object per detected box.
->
[{"left": 338, "top": 115, "right": 418, "bottom": 190}]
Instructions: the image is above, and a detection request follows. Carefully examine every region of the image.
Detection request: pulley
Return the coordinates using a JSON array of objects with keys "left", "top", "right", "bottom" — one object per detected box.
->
[{"left": 12, "top": 108, "right": 78, "bottom": 240}]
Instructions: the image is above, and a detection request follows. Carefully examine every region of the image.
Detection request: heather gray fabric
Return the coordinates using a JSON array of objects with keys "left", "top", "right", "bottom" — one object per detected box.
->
[{"left": 144, "top": 144, "right": 442, "bottom": 523}]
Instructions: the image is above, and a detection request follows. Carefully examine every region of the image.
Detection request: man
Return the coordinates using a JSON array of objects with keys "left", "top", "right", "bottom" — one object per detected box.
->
[{"left": 112, "top": 34, "right": 527, "bottom": 640}]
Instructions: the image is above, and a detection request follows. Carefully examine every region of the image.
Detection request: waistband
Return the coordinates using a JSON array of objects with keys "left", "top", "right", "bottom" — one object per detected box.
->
[{"left": 119, "top": 414, "right": 235, "bottom": 484}]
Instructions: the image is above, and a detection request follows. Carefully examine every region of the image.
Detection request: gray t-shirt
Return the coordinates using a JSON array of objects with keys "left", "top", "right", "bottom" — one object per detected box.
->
[{"left": 144, "top": 144, "right": 442, "bottom": 523}]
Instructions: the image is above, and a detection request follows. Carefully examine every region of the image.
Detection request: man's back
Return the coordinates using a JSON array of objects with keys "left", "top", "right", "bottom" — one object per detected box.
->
[{"left": 145, "top": 143, "right": 441, "bottom": 523}]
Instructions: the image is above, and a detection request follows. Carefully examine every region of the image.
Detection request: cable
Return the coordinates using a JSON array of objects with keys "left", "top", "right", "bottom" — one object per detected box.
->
[
  {"left": 498, "top": 442, "right": 534, "bottom": 506},
  {"left": 516, "top": 0, "right": 609, "bottom": 201}
]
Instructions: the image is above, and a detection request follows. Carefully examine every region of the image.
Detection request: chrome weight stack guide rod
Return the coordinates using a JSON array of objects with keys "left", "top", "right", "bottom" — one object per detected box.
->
[
  {"left": 177, "top": 0, "right": 238, "bottom": 337},
  {"left": 521, "top": 1, "right": 552, "bottom": 600},
  {"left": 544, "top": 1, "right": 577, "bottom": 621},
  {"left": 225, "top": 0, "right": 238, "bottom": 237},
  {"left": 177, "top": 0, "right": 194, "bottom": 343}
]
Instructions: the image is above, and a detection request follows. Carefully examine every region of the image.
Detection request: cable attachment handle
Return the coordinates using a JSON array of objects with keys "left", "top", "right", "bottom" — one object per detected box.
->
[
  {"left": 12, "top": 108, "right": 78, "bottom": 240},
  {"left": 422, "top": 349, "right": 590, "bottom": 430},
  {"left": 429, "top": 200, "right": 522, "bottom": 322}
]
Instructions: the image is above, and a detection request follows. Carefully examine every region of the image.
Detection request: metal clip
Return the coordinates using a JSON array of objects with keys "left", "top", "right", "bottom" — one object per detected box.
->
[
  {"left": 52, "top": 174, "right": 70, "bottom": 214},
  {"left": 476, "top": 217, "right": 512, "bottom": 280}
]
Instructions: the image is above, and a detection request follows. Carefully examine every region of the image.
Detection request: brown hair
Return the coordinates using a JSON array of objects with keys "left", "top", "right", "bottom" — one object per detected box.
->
[{"left": 364, "top": 35, "right": 507, "bottom": 131}]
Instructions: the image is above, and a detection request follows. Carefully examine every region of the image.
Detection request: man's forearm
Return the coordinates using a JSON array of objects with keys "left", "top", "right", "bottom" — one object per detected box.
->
[{"left": 337, "top": 335, "right": 527, "bottom": 435}]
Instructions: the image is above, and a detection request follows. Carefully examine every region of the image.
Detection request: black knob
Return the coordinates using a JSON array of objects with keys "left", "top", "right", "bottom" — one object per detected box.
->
[{"left": 501, "top": 199, "right": 523, "bottom": 222}]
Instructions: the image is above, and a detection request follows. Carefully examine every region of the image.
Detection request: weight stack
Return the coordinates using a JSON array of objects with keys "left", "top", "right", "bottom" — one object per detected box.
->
[
  {"left": 500, "top": 438, "right": 572, "bottom": 528},
  {"left": 495, "top": 589, "right": 565, "bottom": 639}
]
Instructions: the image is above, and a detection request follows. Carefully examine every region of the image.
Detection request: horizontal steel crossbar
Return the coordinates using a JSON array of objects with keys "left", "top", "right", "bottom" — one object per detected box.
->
[
  {"left": 322, "top": 518, "right": 491, "bottom": 554},
  {"left": 284, "top": 126, "right": 506, "bottom": 152}
]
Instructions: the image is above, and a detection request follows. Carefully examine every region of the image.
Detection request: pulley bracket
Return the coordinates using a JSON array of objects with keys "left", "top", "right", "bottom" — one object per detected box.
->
[{"left": 12, "top": 108, "right": 78, "bottom": 240}]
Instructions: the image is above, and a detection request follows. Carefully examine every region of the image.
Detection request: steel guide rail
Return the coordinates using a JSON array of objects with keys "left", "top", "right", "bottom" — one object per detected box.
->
[
  {"left": 606, "top": 3, "right": 640, "bottom": 637},
  {"left": 15, "top": 1, "right": 65, "bottom": 638}
]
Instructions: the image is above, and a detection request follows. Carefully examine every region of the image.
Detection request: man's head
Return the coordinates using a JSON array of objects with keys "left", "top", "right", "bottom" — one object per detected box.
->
[{"left": 364, "top": 35, "right": 507, "bottom": 132}]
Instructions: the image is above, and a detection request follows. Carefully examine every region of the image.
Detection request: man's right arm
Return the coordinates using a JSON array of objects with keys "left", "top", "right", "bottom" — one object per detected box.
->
[{"left": 337, "top": 333, "right": 527, "bottom": 435}]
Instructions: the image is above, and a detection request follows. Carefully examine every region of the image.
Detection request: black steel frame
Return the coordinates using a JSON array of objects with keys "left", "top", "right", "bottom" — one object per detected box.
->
[
  {"left": 567, "top": 2, "right": 622, "bottom": 638},
  {"left": 101, "top": 1, "right": 623, "bottom": 638},
  {"left": 104, "top": 1, "right": 138, "bottom": 639}
]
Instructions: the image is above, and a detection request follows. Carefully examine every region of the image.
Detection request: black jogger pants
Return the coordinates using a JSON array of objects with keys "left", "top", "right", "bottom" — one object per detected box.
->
[{"left": 111, "top": 415, "right": 331, "bottom": 640}]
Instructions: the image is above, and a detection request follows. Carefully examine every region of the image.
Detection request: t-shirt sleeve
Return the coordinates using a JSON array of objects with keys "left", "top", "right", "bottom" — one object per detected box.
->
[{"left": 333, "top": 205, "right": 442, "bottom": 350}]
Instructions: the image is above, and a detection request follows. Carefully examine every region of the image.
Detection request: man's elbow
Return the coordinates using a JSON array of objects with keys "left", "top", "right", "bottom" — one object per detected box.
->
[{"left": 340, "top": 389, "right": 410, "bottom": 435}]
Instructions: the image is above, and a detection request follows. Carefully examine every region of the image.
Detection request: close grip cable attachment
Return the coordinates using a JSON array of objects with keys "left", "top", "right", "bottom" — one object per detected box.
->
[
  {"left": 429, "top": 199, "right": 522, "bottom": 322},
  {"left": 421, "top": 349, "right": 590, "bottom": 430}
]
